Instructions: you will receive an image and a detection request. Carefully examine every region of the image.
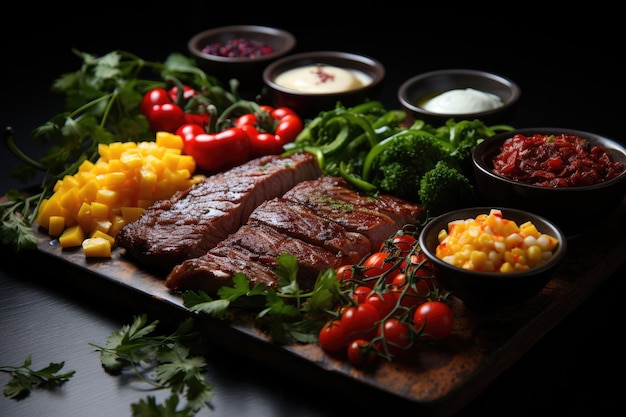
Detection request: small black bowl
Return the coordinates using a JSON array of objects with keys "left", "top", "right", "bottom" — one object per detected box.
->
[
  {"left": 472, "top": 127, "right": 626, "bottom": 236},
  {"left": 188, "top": 25, "right": 296, "bottom": 98},
  {"left": 262, "top": 51, "right": 385, "bottom": 119},
  {"left": 419, "top": 207, "right": 567, "bottom": 312},
  {"left": 398, "top": 69, "right": 521, "bottom": 126}
]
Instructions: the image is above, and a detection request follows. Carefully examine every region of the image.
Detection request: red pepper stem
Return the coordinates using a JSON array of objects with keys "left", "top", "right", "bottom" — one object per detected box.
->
[{"left": 206, "top": 105, "right": 220, "bottom": 134}]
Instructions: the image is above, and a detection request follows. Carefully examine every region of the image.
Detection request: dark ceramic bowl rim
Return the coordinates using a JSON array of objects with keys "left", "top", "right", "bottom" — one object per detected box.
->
[
  {"left": 262, "top": 51, "right": 385, "bottom": 96},
  {"left": 419, "top": 207, "right": 568, "bottom": 280},
  {"left": 188, "top": 25, "right": 297, "bottom": 63},
  {"left": 397, "top": 69, "right": 521, "bottom": 119},
  {"left": 473, "top": 127, "right": 626, "bottom": 192}
]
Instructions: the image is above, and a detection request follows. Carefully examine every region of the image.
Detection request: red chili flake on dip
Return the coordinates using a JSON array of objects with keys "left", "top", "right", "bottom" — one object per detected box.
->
[{"left": 491, "top": 133, "right": 625, "bottom": 187}]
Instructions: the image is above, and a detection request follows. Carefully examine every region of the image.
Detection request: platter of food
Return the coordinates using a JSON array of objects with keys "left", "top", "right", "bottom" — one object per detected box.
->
[{"left": 32, "top": 164, "right": 626, "bottom": 417}]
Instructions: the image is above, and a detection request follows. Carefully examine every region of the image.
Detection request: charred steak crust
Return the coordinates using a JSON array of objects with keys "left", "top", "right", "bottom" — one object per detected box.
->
[
  {"left": 164, "top": 176, "right": 425, "bottom": 294},
  {"left": 115, "top": 153, "right": 322, "bottom": 270}
]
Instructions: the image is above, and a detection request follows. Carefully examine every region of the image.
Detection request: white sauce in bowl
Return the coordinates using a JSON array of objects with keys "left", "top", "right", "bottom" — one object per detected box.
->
[
  {"left": 274, "top": 64, "right": 372, "bottom": 93},
  {"left": 421, "top": 88, "right": 503, "bottom": 114}
]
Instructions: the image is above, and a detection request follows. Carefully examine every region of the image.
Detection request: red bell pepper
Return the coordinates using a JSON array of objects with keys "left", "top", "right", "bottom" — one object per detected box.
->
[
  {"left": 175, "top": 105, "right": 250, "bottom": 173},
  {"left": 234, "top": 105, "right": 303, "bottom": 157}
]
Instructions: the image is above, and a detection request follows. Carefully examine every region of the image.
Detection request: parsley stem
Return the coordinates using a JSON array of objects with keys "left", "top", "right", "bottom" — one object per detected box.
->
[{"left": 3, "top": 127, "right": 46, "bottom": 171}]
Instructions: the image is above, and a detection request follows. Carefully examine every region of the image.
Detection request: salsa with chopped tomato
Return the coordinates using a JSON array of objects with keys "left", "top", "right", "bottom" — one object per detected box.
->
[{"left": 491, "top": 133, "right": 625, "bottom": 187}]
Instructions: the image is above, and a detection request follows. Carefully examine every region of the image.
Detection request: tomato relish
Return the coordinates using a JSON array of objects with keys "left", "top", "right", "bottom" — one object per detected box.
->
[{"left": 491, "top": 133, "right": 625, "bottom": 187}]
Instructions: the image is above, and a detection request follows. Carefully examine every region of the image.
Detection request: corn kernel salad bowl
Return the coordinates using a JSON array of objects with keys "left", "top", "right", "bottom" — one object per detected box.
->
[{"left": 419, "top": 207, "right": 567, "bottom": 311}]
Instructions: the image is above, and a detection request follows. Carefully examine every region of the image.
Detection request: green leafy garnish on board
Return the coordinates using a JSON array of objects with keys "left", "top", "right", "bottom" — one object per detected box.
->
[
  {"left": 88, "top": 314, "right": 214, "bottom": 415},
  {"left": 183, "top": 253, "right": 343, "bottom": 345},
  {"left": 0, "top": 354, "right": 75, "bottom": 399},
  {"left": 1, "top": 49, "right": 235, "bottom": 252}
]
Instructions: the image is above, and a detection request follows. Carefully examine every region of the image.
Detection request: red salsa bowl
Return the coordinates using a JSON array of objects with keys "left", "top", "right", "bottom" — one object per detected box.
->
[{"left": 472, "top": 127, "right": 626, "bottom": 236}]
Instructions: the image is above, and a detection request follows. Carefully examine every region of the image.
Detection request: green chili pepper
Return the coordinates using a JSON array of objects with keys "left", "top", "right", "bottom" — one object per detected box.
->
[{"left": 339, "top": 161, "right": 378, "bottom": 193}]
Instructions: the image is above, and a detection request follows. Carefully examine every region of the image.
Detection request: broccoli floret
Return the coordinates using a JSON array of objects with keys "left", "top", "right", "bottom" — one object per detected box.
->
[
  {"left": 418, "top": 161, "right": 478, "bottom": 216},
  {"left": 363, "top": 130, "right": 447, "bottom": 202}
]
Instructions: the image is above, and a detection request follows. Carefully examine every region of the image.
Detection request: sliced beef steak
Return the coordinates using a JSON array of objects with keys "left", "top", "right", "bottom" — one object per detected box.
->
[
  {"left": 165, "top": 250, "right": 279, "bottom": 295},
  {"left": 165, "top": 176, "right": 425, "bottom": 295},
  {"left": 247, "top": 198, "right": 372, "bottom": 265},
  {"left": 115, "top": 152, "right": 321, "bottom": 270},
  {"left": 282, "top": 176, "right": 426, "bottom": 250}
]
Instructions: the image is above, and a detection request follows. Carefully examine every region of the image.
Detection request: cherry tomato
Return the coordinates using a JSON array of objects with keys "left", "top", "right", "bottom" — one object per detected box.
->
[
  {"left": 351, "top": 285, "right": 371, "bottom": 304},
  {"left": 365, "top": 291, "right": 398, "bottom": 317},
  {"left": 346, "top": 338, "right": 378, "bottom": 367},
  {"left": 318, "top": 320, "right": 348, "bottom": 352},
  {"left": 362, "top": 252, "right": 395, "bottom": 280},
  {"left": 391, "top": 273, "right": 437, "bottom": 308},
  {"left": 382, "top": 234, "right": 417, "bottom": 255},
  {"left": 340, "top": 303, "right": 381, "bottom": 342},
  {"left": 376, "top": 317, "right": 412, "bottom": 357},
  {"left": 336, "top": 264, "right": 355, "bottom": 282},
  {"left": 413, "top": 301, "right": 454, "bottom": 341},
  {"left": 145, "top": 103, "right": 186, "bottom": 133},
  {"left": 140, "top": 88, "right": 170, "bottom": 115}
]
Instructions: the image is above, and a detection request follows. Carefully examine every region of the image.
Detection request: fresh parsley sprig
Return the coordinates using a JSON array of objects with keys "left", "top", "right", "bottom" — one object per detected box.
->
[
  {"left": 88, "top": 314, "right": 214, "bottom": 414},
  {"left": 183, "top": 253, "right": 345, "bottom": 344},
  {"left": 0, "top": 354, "right": 75, "bottom": 399}
]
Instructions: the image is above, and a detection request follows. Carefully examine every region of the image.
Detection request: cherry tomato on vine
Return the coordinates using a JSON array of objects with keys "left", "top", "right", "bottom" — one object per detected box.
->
[
  {"left": 413, "top": 301, "right": 454, "bottom": 341},
  {"left": 341, "top": 303, "right": 381, "bottom": 342},
  {"left": 382, "top": 234, "right": 417, "bottom": 255},
  {"left": 318, "top": 320, "right": 348, "bottom": 352},
  {"left": 376, "top": 317, "right": 413, "bottom": 357},
  {"left": 335, "top": 264, "right": 354, "bottom": 282},
  {"left": 391, "top": 273, "right": 435, "bottom": 308},
  {"left": 365, "top": 291, "right": 398, "bottom": 317},
  {"left": 347, "top": 338, "right": 378, "bottom": 367},
  {"left": 351, "top": 285, "right": 371, "bottom": 304},
  {"left": 362, "top": 251, "right": 395, "bottom": 280}
]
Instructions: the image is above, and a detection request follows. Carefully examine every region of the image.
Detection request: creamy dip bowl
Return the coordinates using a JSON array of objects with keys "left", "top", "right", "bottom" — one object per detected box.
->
[
  {"left": 262, "top": 51, "right": 385, "bottom": 119},
  {"left": 398, "top": 69, "right": 521, "bottom": 126}
]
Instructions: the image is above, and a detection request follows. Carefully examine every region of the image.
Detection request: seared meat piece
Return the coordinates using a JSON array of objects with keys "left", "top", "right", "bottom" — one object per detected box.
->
[
  {"left": 115, "top": 153, "right": 321, "bottom": 270},
  {"left": 210, "top": 223, "right": 346, "bottom": 289},
  {"left": 282, "top": 176, "right": 425, "bottom": 250},
  {"left": 247, "top": 198, "right": 372, "bottom": 265},
  {"left": 165, "top": 176, "right": 425, "bottom": 295},
  {"left": 165, "top": 249, "right": 279, "bottom": 295}
]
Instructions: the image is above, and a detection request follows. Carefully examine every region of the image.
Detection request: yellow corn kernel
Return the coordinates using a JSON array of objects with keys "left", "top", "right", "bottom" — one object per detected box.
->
[
  {"left": 526, "top": 245, "right": 543, "bottom": 264},
  {"left": 469, "top": 249, "right": 488, "bottom": 269},
  {"left": 82, "top": 237, "right": 112, "bottom": 258},
  {"left": 59, "top": 225, "right": 85, "bottom": 248}
]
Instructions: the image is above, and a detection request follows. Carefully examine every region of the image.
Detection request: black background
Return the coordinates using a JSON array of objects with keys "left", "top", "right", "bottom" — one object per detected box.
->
[{"left": 1, "top": 5, "right": 623, "bottom": 416}]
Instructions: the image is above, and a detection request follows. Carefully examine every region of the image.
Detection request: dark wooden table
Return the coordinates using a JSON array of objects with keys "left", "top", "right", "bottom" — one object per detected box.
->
[{"left": 1, "top": 10, "right": 623, "bottom": 417}]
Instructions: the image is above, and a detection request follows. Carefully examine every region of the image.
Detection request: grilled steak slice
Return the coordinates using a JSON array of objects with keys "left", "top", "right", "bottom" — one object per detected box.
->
[
  {"left": 165, "top": 176, "right": 425, "bottom": 295},
  {"left": 247, "top": 198, "right": 372, "bottom": 265},
  {"left": 209, "top": 223, "right": 346, "bottom": 288},
  {"left": 282, "top": 176, "right": 425, "bottom": 250},
  {"left": 115, "top": 152, "right": 321, "bottom": 270},
  {"left": 165, "top": 249, "right": 279, "bottom": 295}
]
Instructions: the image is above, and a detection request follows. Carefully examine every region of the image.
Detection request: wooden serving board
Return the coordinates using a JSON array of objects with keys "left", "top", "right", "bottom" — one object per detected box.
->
[{"left": 34, "top": 197, "right": 626, "bottom": 417}]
